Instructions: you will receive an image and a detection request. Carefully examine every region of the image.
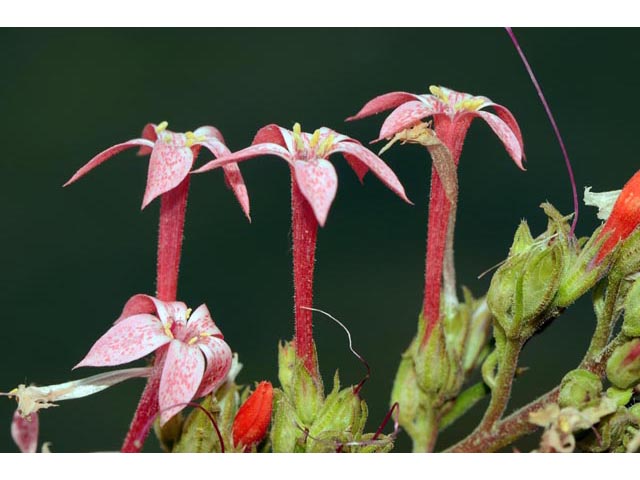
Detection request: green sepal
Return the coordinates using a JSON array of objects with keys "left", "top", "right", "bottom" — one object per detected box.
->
[
  {"left": 606, "top": 338, "right": 640, "bottom": 389},
  {"left": 558, "top": 369, "right": 602, "bottom": 410},
  {"left": 270, "top": 388, "right": 305, "bottom": 453}
]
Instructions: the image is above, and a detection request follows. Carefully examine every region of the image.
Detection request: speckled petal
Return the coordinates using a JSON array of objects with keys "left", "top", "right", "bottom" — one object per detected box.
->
[
  {"left": 193, "top": 143, "right": 292, "bottom": 174},
  {"left": 11, "top": 410, "right": 38, "bottom": 453},
  {"left": 193, "top": 125, "right": 226, "bottom": 144},
  {"left": 195, "top": 335, "right": 233, "bottom": 398},
  {"left": 379, "top": 101, "right": 439, "bottom": 140},
  {"left": 331, "top": 141, "right": 411, "bottom": 205},
  {"left": 472, "top": 111, "right": 524, "bottom": 170},
  {"left": 75, "top": 314, "right": 171, "bottom": 368},
  {"left": 142, "top": 138, "right": 194, "bottom": 209},
  {"left": 293, "top": 159, "right": 338, "bottom": 227},
  {"left": 138, "top": 123, "right": 158, "bottom": 156},
  {"left": 253, "top": 124, "right": 292, "bottom": 151},
  {"left": 116, "top": 294, "right": 187, "bottom": 329},
  {"left": 487, "top": 104, "right": 525, "bottom": 155},
  {"left": 64, "top": 138, "right": 155, "bottom": 187},
  {"left": 182, "top": 304, "right": 223, "bottom": 340},
  {"left": 344, "top": 153, "right": 370, "bottom": 183},
  {"left": 346, "top": 92, "right": 422, "bottom": 121},
  {"left": 222, "top": 164, "right": 251, "bottom": 221},
  {"left": 158, "top": 340, "right": 205, "bottom": 425}
]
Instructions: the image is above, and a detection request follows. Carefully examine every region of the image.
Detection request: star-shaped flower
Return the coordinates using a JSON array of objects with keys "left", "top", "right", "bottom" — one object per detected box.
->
[
  {"left": 65, "top": 122, "right": 250, "bottom": 216},
  {"left": 194, "top": 122, "right": 410, "bottom": 226},
  {"left": 75, "top": 294, "right": 232, "bottom": 424}
]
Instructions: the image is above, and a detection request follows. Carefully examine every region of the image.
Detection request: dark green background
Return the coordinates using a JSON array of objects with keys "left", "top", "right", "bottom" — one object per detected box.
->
[{"left": 0, "top": 28, "right": 636, "bottom": 452}]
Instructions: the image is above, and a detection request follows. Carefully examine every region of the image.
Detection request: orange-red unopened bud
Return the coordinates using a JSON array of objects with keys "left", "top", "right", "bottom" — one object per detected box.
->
[
  {"left": 232, "top": 381, "right": 273, "bottom": 450},
  {"left": 596, "top": 170, "right": 640, "bottom": 263}
]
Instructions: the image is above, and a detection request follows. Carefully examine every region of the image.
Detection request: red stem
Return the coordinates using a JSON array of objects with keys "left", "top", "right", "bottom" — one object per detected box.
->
[
  {"left": 421, "top": 116, "right": 471, "bottom": 346},
  {"left": 291, "top": 177, "right": 319, "bottom": 377},
  {"left": 156, "top": 176, "right": 190, "bottom": 302},
  {"left": 121, "top": 176, "right": 191, "bottom": 452}
]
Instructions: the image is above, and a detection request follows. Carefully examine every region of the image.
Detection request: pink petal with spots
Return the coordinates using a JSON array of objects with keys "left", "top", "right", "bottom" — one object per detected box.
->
[
  {"left": 11, "top": 410, "right": 38, "bottom": 453},
  {"left": 64, "top": 138, "right": 155, "bottom": 187},
  {"left": 222, "top": 164, "right": 251, "bottom": 221},
  {"left": 331, "top": 141, "right": 411, "bottom": 205},
  {"left": 116, "top": 294, "right": 187, "bottom": 328},
  {"left": 487, "top": 104, "right": 525, "bottom": 156},
  {"left": 193, "top": 125, "right": 226, "bottom": 144},
  {"left": 195, "top": 335, "right": 233, "bottom": 398},
  {"left": 253, "top": 124, "right": 292, "bottom": 151},
  {"left": 75, "top": 314, "right": 171, "bottom": 368},
  {"left": 346, "top": 92, "right": 421, "bottom": 121},
  {"left": 379, "top": 101, "right": 440, "bottom": 140},
  {"left": 158, "top": 340, "right": 205, "bottom": 425},
  {"left": 195, "top": 137, "right": 252, "bottom": 221},
  {"left": 193, "top": 143, "right": 292, "bottom": 174},
  {"left": 182, "top": 304, "right": 223, "bottom": 341},
  {"left": 293, "top": 159, "right": 338, "bottom": 227},
  {"left": 138, "top": 123, "right": 158, "bottom": 156},
  {"left": 472, "top": 111, "right": 525, "bottom": 170},
  {"left": 142, "top": 140, "right": 194, "bottom": 209},
  {"left": 344, "top": 153, "right": 369, "bottom": 183}
]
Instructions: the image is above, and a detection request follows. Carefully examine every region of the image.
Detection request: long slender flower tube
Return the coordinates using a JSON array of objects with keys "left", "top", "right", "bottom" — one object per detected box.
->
[
  {"left": 348, "top": 86, "right": 524, "bottom": 344},
  {"left": 75, "top": 294, "right": 232, "bottom": 443},
  {"left": 65, "top": 122, "right": 248, "bottom": 451},
  {"left": 194, "top": 123, "right": 411, "bottom": 376}
]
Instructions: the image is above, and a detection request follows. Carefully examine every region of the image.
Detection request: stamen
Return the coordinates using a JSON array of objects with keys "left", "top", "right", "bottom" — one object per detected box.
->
[
  {"left": 187, "top": 336, "right": 198, "bottom": 345},
  {"left": 429, "top": 85, "right": 449, "bottom": 103},
  {"left": 185, "top": 308, "right": 192, "bottom": 320},
  {"left": 155, "top": 121, "right": 169, "bottom": 133},
  {"left": 309, "top": 129, "right": 320, "bottom": 148},
  {"left": 292, "top": 122, "right": 305, "bottom": 151}
]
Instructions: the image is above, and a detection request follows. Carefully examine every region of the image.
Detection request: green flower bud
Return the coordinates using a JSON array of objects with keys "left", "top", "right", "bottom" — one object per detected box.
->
[
  {"left": 629, "top": 404, "right": 640, "bottom": 420},
  {"left": 488, "top": 232, "right": 562, "bottom": 340},
  {"left": 607, "top": 338, "right": 640, "bottom": 389},
  {"left": 270, "top": 389, "right": 305, "bottom": 453},
  {"left": 558, "top": 369, "right": 602, "bottom": 409},
  {"left": 555, "top": 225, "right": 609, "bottom": 308},
  {"left": 623, "top": 277, "right": 640, "bottom": 337},
  {"left": 414, "top": 319, "right": 450, "bottom": 398},
  {"left": 510, "top": 220, "right": 535, "bottom": 256},
  {"left": 390, "top": 341, "right": 421, "bottom": 429},
  {"left": 307, "top": 373, "right": 364, "bottom": 452},
  {"left": 611, "top": 229, "right": 640, "bottom": 279},
  {"left": 606, "top": 386, "right": 633, "bottom": 407}
]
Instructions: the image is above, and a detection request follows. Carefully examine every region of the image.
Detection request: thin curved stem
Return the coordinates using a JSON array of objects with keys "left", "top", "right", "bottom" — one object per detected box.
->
[{"left": 506, "top": 27, "right": 579, "bottom": 235}]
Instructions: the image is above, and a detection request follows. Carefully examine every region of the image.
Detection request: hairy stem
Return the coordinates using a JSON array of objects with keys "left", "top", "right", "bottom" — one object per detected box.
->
[
  {"left": 412, "top": 409, "right": 439, "bottom": 453},
  {"left": 446, "top": 335, "right": 622, "bottom": 452},
  {"left": 585, "top": 275, "right": 621, "bottom": 361},
  {"left": 156, "top": 176, "right": 190, "bottom": 301},
  {"left": 477, "top": 339, "right": 523, "bottom": 431},
  {"left": 291, "top": 177, "right": 319, "bottom": 376},
  {"left": 421, "top": 117, "right": 471, "bottom": 345},
  {"left": 121, "top": 177, "right": 190, "bottom": 452}
]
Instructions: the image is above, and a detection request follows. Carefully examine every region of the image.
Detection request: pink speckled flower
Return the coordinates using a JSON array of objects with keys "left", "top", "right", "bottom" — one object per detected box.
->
[
  {"left": 75, "top": 294, "right": 232, "bottom": 425},
  {"left": 348, "top": 85, "right": 524, "bottom": 166},
  {"left": 349, "top": 86, "right": 524, "bottom": 344},
  {"left": 194, "top": 123, "right": 410, "bottom": 376},
  {"left": 195, "top": 122, "right": 410, "bottom": 226},
  {"left": 65, "top": 121, "right": 249, "bottom": 215}
]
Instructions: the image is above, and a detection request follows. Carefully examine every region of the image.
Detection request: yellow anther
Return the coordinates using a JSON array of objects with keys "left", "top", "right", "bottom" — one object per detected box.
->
[
  {"left": 185, "top": 308, "right": 192, "bottom": 320},
  {"left": 310, "top": 129, "right": 321, "bottom": 148},
  {"left": 292, "top": 122, "right": 305, "bottom": 151},
  {"left": 456, "top": 97, "right": 484, "bottom": 112},
  {"left": 185, "top": 132, "right": 196, "bottom": 147},
  {"left": 8, "top": 388, "right": 17, "bottom": 396},
  {"left": 188, "top": 336, "right": 199, "bottom": 345},
  {"left": 429, "top": 85, "right": 448, "bottom": 103},
  {"left": 163, "top": 324, "right": 174, "bottom": 339},
  {"left": 318, "top": 133, "right": 335, "bottom": 156},
  {"left": 156, "top": 121, "right": 169, "bottom": 133}
]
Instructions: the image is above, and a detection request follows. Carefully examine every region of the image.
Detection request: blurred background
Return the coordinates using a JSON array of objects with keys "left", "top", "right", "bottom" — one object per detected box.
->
[{"left": 0, "top": 28, "right": 637, "bottom": 452}]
